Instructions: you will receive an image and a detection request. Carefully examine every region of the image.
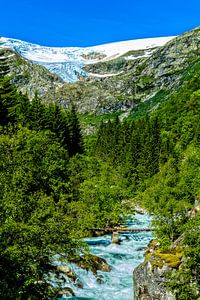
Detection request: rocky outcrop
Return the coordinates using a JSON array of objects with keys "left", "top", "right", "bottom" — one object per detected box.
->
[
  {"left": 133, "top": 240, "right": 183, "bottom": 300},
  {"left": 0, "top": 48, "right": 63, "bottom": 100},
  {"left": 44, "top": 262, "right": 83, "bottom": 289},
  {"left": 133, "top": 259, "right": 176, "bottom": 300},
  {"left": 91, "top": 26, "right": 200, "bottom": 110}
]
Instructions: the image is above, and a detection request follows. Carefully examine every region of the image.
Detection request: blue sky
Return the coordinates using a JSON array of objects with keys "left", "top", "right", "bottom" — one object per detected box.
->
[{"left": 1, "top": 0, "right": 199, "bottom": 46}]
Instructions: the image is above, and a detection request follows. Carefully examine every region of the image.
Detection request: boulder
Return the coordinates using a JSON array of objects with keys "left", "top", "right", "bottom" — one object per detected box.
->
[
  {"left": 56, "top": 265, "right": 83, "bottom": 288},
  {"left": 57, "top": 287, "right": 75, "bottom": 298},
  {"left": 57, "top": 265, "right": 76, "bottom": 280},
  {"left": 96, "top": 274, "right": 105, "bottom": 284},
  {"left": 71, "top": 254, "right": 111, "bottom": 274}
]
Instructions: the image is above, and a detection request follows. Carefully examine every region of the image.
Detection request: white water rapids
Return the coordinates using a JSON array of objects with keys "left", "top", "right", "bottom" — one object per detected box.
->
[{"left": 49, "top": 213, "right": 153, "bottom": 300}]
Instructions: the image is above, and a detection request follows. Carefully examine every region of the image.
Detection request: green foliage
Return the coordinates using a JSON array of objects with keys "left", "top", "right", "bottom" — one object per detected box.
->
[
  {"left": 154, "top": 248, "right": 183, "bottom": 268},
  {"left": 78, "top": 160, "right": 125, "bottom": 227},
  {"left": 0, "top": 127, "right": 87, "bottom": 298},
  {"left": 0, "top": 75, "right": 18, "bottom": 125},
  {"left": 0, "top": 70, "right": 126, "bottom": 297},
  {"left": 126, "top": 90, "right": 170, "bottom": 121},
  {"left": 166, "top": 217, "right": 200, "bottom": 299},
  {"left": 80, "top": 111, "right": 123, "bottom": 127},
  {"left": 93, "top": 59, "right": 200, "bottom": 298},
  {"left": 1, "top": 34, "right": 200, "bottom": 299}
]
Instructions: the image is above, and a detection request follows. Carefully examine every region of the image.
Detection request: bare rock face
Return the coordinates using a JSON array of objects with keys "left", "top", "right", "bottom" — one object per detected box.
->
[
  {"left": 133, "top": 260, "right": 175, "bottom": 300},
  {"left": 133, "top": 239, "right": 178, "bottom": 300}
]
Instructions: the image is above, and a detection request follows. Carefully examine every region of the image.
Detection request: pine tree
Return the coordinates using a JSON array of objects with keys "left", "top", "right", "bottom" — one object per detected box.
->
[
  {"left": 45, "top": 103, "right": 71, "bottom": 152},
  {"left": 29, "top": 94, "right": 46, "bottom": 130},
  {"left": 68, "top": 105, "right": 83, "bottom": 156},
  {"left": 0, "top": 52, "right": 18, "bottom": 126}
]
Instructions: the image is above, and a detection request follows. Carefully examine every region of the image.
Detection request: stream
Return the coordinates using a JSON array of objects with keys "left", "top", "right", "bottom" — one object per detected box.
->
[{"left": 50, "top": 213, "right": 153, "bottom": 300}]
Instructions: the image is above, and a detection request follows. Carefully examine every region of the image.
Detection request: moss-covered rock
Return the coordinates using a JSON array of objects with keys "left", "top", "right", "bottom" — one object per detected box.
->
[{"left": 153, "top": 248, "right": 183, "bottom": 269}]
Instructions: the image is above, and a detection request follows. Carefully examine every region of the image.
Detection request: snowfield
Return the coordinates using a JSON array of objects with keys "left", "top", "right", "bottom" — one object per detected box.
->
[
  {"left": 91, "top": 36, "right": 175, "bottom": 60},
  {"left": 0, "top": 36, "right": 175, "bottom": 82}
]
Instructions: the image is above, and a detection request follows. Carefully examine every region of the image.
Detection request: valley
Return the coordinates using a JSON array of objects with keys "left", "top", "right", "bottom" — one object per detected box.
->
[{"left": 0, "top": 26, "right": 199, "bottom": 300}]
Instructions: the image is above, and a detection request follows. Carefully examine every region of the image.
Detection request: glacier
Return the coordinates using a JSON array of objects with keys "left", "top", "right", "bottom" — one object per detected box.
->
[{"left": 0, "top": 36, "right": 175, "bottom": 83}]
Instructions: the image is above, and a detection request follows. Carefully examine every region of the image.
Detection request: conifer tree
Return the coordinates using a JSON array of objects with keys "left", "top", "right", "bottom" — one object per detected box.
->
[
  {"left": 68, "top": 105, "right": 83, "bottom": 156},
  {"left": 45, "top": 103, "right": 71, "bottom": 152},
  {"left": 29, "top": 93, "right": 46, "bottom": 130},
  {"left": 0, "top": 53, "right": 18, "bottom": 126}
]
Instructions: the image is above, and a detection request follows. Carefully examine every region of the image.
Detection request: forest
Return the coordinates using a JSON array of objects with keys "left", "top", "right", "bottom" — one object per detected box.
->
[{"left": 0, "top": 53, "right": 199, "bottom": 299}]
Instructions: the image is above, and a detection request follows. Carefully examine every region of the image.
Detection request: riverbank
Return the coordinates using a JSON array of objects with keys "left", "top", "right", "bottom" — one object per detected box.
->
[{"left": 47, "top": 213, "right": 152, "bottom": 299}]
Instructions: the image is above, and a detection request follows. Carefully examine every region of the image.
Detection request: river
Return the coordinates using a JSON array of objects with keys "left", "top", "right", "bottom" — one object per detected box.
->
[{"left": 50, "top": 213, "right": 153, "bottom": 300}]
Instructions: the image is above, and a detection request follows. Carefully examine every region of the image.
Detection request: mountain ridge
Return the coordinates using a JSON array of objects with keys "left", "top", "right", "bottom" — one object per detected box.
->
[
  {"left": 0, "top": 36, "right": 175, "bottom": 82},
  {"left": 0, "top": 26, "right": 200, "bottom": 121}
]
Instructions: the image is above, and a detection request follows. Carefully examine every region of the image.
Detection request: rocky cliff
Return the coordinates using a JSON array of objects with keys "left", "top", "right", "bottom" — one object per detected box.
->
[
  {"left": 82, "top": 26, "right": 200, "bottom": 113},
  {"left": 133, "top": 258, "right": 176, "bottom": 300},
  {"left": 133, "top": 240, "right": 181, "bottom": 300},
  {"left": 0, "top": 48, "right": 64, "bottom": 101},
  {"left": 133, "top": 204, "right": 200, "bottom": 300}
]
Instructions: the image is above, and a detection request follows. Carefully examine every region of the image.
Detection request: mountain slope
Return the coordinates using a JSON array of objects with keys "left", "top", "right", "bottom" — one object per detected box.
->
[
  {"left": 0, "top": 36, "right": 174, "bottom": 82},
  {"left": 62, "top": 26, "right": 200, "bottom": 118},
  {"left": 0, "top": 47, "right": 64, "bottom": 101},
  {"left": 0, "top": 27, "right": 200, "bottom": 119}
]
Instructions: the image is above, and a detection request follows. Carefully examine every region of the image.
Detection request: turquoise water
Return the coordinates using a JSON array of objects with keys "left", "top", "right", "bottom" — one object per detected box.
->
[{"left": 51, "top": 213, "right": 153, "bottom": 300}]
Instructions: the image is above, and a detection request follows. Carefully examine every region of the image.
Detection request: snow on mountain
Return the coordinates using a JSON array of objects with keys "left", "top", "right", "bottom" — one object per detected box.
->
[
  {"left": 91, "top": 37, "right": 175, "bottom": 60},
  {"left": 0, "top": 36, "right": 175, "bottom": 82}
]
